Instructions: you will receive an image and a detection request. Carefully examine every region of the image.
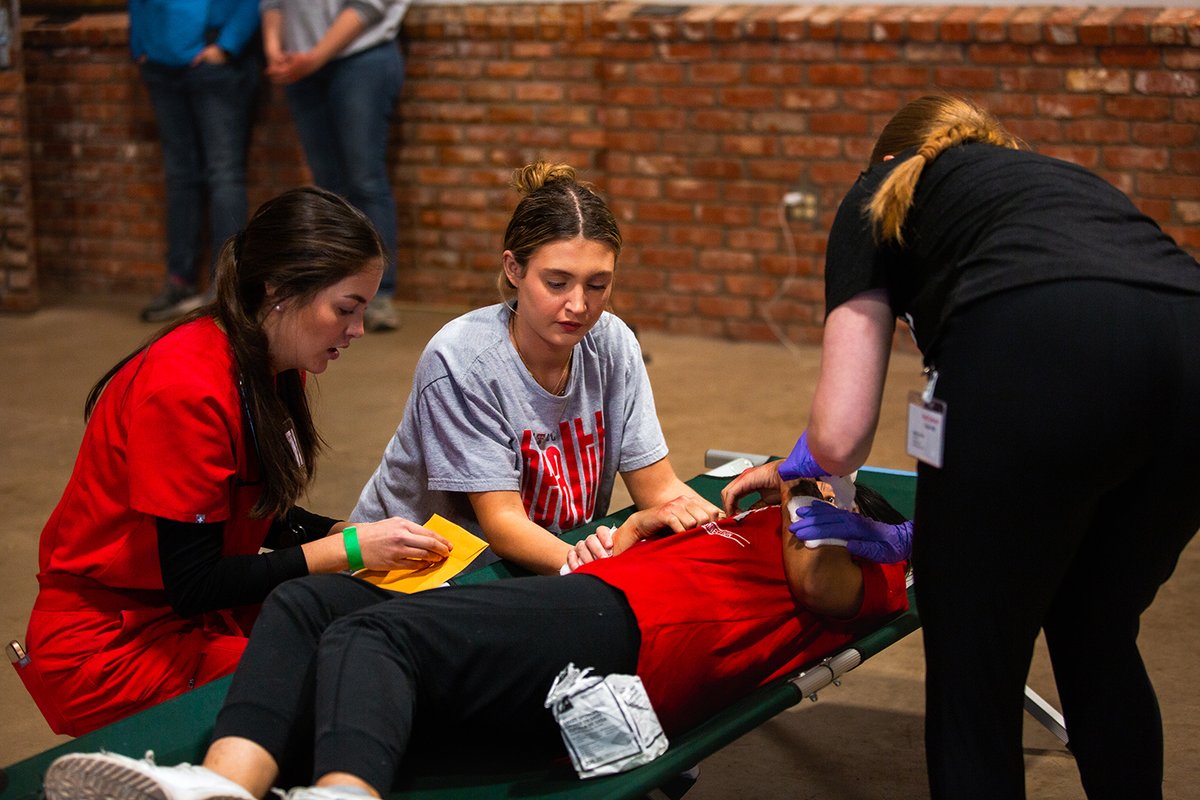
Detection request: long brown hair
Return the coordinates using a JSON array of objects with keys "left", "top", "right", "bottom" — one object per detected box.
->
[
  {"left": 86, "top": 187, "right": 384, "bottom": 518},
  {"left": 496, "top": 161, "right": 622, "bottom": 304},
  {"left": 866, "top": 95, "right": 1023, "bottom": 246}
]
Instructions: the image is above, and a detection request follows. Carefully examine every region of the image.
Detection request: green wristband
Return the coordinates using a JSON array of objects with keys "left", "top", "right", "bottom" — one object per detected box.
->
[{"left": 343, "top": 526, "right": 365, "bottom": 572}]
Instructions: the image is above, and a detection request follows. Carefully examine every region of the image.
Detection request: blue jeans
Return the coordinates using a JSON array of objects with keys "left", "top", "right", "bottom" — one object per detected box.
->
[
  {"left": 140, "top": 56, "right": 259, "bottom": 286},
  {"left": 285, "top": 42, "right": 403, "bottom": 295}
]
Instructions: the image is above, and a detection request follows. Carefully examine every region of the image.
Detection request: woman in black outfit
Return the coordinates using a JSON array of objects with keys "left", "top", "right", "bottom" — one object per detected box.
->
[{"left": 723, "top": 94, "right": 1200, "bottom": 799}]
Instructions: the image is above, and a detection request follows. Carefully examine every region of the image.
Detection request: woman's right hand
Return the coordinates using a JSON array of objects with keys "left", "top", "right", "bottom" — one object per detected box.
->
[
  {"left": 720, "top": 461, "right": 783, "bottom": 517},
  {"left": 352, "top": 518, "right": 453, "bottom": 571}
]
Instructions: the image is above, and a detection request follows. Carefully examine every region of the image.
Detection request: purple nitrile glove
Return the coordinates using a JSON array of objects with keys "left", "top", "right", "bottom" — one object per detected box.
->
[
  {"left": 778, "top": 431, "right": 830, "bottom": 481},
  {"left": 789, "top": 501, "right": 913, "bottom": 564}
]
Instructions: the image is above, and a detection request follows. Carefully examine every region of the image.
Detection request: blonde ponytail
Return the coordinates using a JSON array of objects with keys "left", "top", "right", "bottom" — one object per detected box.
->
[{"left": 866, "top": 95, "right": 1022, "bottom": 246}]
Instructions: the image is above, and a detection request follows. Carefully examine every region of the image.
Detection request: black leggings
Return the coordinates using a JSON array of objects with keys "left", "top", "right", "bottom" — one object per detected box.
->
[
  {"left": 213, "top": 573, "right": 639, "bottom": 792},
  {"left": 914, "top": 281, "right": 1200, "bottom": 799}
]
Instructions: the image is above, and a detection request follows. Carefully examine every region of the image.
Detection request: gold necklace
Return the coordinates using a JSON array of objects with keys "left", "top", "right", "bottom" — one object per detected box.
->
[{"left": 509, "top": 313, "right": 572, "bottom": 395}]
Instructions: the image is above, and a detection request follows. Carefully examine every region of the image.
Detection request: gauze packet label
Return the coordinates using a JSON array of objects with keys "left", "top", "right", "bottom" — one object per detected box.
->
[{"left": 544, "top": 663, "right": 668, "bottom": 778}]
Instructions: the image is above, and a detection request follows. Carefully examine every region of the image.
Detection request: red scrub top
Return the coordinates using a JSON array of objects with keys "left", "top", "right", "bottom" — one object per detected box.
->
[
  {"left": 25, "top": 318, "right": 273, "bottom": 735},
  {"left": 580, "top": 507, "right": 909, "bottom": 734}
]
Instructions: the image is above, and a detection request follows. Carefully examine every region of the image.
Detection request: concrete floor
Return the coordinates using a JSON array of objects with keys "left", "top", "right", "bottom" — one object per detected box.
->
[{"left": 2, "top": 293, "right": 1198, "bottom": 797}]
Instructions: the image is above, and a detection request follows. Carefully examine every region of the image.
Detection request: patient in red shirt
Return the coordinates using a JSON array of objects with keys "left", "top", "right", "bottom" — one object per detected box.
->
[{"left": 44, "top": 476, "right": 910, "bottom": 800}]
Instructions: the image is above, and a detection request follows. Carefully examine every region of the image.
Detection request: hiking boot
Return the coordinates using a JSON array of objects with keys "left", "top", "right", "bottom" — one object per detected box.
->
[
  {"left": 43, "top": 750, "right": 256, "bottom": 800},
  {"left": 364, "top": 295, "right": 399, "bottom": 332},
  {"left": 141, "top": 281, "right": 204, "bottom": 323}
]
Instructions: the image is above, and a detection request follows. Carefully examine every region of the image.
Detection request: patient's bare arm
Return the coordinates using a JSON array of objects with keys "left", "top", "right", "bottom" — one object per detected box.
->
[{"left": 779, "top": 479, "right": 865, "bottom": 619}]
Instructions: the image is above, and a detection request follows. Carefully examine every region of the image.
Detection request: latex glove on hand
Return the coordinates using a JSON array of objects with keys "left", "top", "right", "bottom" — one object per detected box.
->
[
  {"left": 777, "top": 431, "right": 831, "bottom": 481},
  {"left": 778, "top": 430, "right": 857, "bottom": 511},
  {"left": 789, "top": 502, "right": 913, "bottom": 564}
]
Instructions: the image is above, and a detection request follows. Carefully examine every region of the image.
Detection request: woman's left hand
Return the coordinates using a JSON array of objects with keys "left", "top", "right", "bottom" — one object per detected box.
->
[{"left": 564, "top": 525, "right": 616, "bottom": 572}]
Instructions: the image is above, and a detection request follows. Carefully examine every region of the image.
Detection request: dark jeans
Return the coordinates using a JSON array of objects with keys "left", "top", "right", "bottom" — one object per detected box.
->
[
  {"left": 214, "top": 573, "right": 639, "bottom": 792},
  {"left": 140, "top": 56, "right": 258, "bottom": 285},
  {"left": 284, "top": 42, "right": 403, "bottom": 295},
  {"left": 914, "top": 281, "right": 1200, "bottom": 799}
]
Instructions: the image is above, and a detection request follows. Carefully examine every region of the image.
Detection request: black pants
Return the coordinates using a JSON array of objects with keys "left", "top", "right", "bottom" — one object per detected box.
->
[
  {"left": 914, "top": 281, "right": 1200, "bottom": 799},
  {"left": 213, "top": 573, "right": 639, "bottom": 792}
]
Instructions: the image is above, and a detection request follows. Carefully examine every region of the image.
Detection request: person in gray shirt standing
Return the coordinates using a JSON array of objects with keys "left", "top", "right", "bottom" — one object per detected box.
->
[
  {"left": 354, "top": 162, "right": 722, "bottom": 574},
  {"left": 260, "top": 0, "right": 405, "bottom": 331}
]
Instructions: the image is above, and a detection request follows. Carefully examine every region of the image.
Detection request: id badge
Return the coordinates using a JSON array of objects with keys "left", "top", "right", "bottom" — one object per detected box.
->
[
  {"left": 906, "top": 368, "right": 946, "bottom": 468},
  {"left": 907, "top": 394, "right": 946, "bottom": 467}
]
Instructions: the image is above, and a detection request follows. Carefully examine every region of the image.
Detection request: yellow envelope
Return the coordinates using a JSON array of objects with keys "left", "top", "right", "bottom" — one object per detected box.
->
[{"left": 354, "top": 515, "right": 489, "bottom": 593}]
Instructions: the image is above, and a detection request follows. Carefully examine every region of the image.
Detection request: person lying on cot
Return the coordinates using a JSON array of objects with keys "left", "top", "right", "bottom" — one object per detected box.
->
[{"left": 42, "top": 477, "right": 913, "bottom": 800}]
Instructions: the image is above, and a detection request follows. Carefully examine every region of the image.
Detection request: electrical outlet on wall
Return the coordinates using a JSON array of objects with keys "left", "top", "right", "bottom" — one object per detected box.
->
[{"left": 783, "top": 190, "right": 818, "bottom": 223}]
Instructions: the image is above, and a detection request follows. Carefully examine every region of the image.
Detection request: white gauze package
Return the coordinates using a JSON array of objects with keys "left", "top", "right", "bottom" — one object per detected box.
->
[{"left": 544, "top": 662, "right": 668, "bottom": 778}]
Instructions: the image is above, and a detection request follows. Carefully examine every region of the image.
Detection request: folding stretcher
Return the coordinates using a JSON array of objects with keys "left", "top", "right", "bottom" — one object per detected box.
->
[{"left": 1, "top": 461, "right": 927, "bottom": 799}]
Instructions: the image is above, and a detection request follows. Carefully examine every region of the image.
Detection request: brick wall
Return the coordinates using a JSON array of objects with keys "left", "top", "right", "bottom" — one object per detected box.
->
[
  {"left": 0, "top": 0, "right": 36, "bottom": 312},
  {"left": 17, "top": 4, "right": 1200, "bottom": 342}
]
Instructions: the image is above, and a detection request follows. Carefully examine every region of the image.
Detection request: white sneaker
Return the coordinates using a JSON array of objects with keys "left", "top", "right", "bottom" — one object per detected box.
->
[
  {"left": 274, "top": 787, "right": 374, "bottom": 799},
  {"left": 43, "top": 750, "right": 256, "bottom": 800}
]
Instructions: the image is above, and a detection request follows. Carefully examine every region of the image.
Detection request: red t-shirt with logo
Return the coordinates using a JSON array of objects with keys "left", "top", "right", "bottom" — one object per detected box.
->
[{"left": 579, "top": 507, "right": 909, "bottom": 733}]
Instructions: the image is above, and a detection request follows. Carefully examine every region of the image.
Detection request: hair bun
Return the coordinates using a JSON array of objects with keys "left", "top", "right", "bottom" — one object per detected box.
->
[{"left": 510, "top": 161, "right": 580, "bottom": 196}]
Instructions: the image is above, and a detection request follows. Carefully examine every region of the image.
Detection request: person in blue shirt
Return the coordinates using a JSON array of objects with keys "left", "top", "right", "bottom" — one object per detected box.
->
[{"left": 130, "top": 0, "right": 261, "bottom": 322}]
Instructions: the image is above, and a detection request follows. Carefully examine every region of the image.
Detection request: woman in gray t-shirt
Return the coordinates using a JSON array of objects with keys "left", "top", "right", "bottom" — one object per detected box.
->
[{"left": 353, "top": 162, "right": 721, "bottom": 574}]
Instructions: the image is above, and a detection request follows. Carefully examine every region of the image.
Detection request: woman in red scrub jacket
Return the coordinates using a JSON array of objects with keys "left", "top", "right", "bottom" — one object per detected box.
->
[{"left": 23, "top": 187, "right": 452, "bottom": 736}]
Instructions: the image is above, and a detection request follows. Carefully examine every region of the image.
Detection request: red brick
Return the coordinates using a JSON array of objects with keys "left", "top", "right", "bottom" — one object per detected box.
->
[
  {"left": 1172, "top": 150, "right": 1200, "bottom": 175},
  {"left": 1114, "top": 9, "right": 1157, "bottom": 46},
  {"left": 1037, "top": 145, "right": 1100, "bottom": 169},
  {"left": 1031, "top": 45, "right": 1096, "bottom": 66},
  {"left": 809, "top": 63, "right": 868, "bottom": 87},
  {"left": 696, "top": 293, "right": 753, "bottom": 319},
  {"left": 746, "top": 64, "right": 805, "bottom": 86},
  {"left": 998, "top": 66, "right": 1064, "bottom": 92},
  {"left": 721, "top": 87, "right": 778, "bottom": 110},
  {"left": 749, "top": 113, "right": 809, "bottom": 135},
  {"left": 970, "top": 43, "right": 1035, "bottom": 65},
  {"left": 933, "top": 66, "right": 998, "bottom": 89},
  {"left": 720, "top": 135, "right": 777, "bottom": 157},
  {"left": 1075, "top": 8, "right": 1120, "bottom": 45},
  {"left": 1037, "top": 94, "right": 1102, "bottom": 119},
  {"left": 838, "top": 42, "right": 903, "bottom": 62},
  {"left": 690, "top": 62, "right": 744, "bottom": 85},
  {"left": 1132, "top": 122, "right": 1197, "bottom": 147},
  {"left": 1106, "top": 95, "right": 1171, "bottom": 120},
  {"left": 1138, "top": 174, "right": 1200, "bottom": 198},
  {"left": 1100, "top": 47, "right": 1164, "bottom": 68},
  {"left": 940, "top": 7, "right": 984, "bottom": 43},
  {"left": 690, "top": 109, "right": 743, "bottom": 132},
  {"left": 871, "top": 65, "right": 933, "bottom": 87},
  {"left": 1103, "top": 146, "right": 1170, "bottom": 171},
  {"left": 1133, "top": 70, "right": 1200, "bottom": 96},
  {"left": 781, "top": 87, "right": 840, "bottom": 111},
  {"left": 808, "top": 112, "right": 871, "bottom": 136},
  {"left": 1066, "top": 68, "right": 1131, "bottom": 94},
  {"left": 697, "top": 205, "right": 753, "bottom": 227}
]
